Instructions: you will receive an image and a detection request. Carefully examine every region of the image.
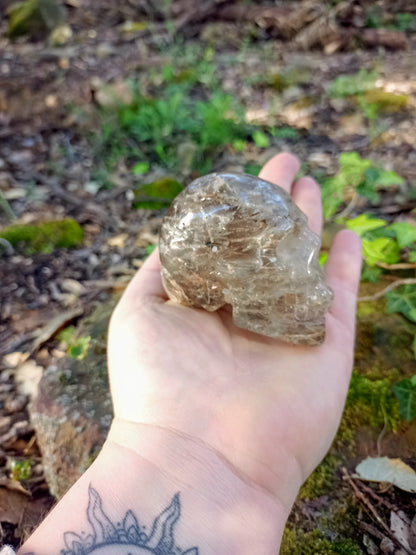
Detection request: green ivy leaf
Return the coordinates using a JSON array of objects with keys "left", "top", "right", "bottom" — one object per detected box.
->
[
  {"left": 345, "top": 214, "right": 387, "bottom": 237},
  {"left": 393, "top": 376, "right": 416, "bottom": 421},
  {"left": 361, "top": 264, "right": 382, "bottom": 283},
  {"left": 362, "top": 237, "right": 400, "bottom": 266},
  {"left": 386, "top": 222, "right": 416, "bottom": 248},
  {"left": 386, "top": 285, "right": 416, "bottom": 323},
  {"left": 373, "top": 169, "right": 404, "bottom": 187}
]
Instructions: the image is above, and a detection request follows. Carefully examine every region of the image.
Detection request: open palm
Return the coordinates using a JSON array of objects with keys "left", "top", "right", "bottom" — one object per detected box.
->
[{"left": 107, "top": 153, "right": 362, "bottom": 511}]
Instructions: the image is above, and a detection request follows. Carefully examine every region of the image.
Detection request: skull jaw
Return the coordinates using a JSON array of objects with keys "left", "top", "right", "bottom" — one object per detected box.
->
[{"left": 232, "top": 307, "right": 327, "bottom": 346}]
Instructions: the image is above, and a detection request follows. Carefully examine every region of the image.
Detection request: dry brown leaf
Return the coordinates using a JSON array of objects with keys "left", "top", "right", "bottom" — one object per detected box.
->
[
  {"left": 391, "top": 510, "right": 412, "bottom": 552},
  {"left": 107, "top": 233, "right": 129, "bottom": 248},
  {"left": 15, "top": 359, "right": 43, "bottom": 400},
  {"left": 3, "top": 352, "right": 29, "bottom": 368},
  {"left": 0, "top": 478, "right": 30, "bottom": 495},
  {"left": 356, "top": 457, "right": 416, "bottom": 493},
  {"left": 30, "top": 308, "right": 83, "bottom": 354},
  {"left": 0, "top": 487, "right": 52, "bottom": 540}
]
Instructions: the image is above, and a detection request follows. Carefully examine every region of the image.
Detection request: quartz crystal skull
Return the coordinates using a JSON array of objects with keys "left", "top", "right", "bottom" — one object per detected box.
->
[{"left": 159, "top": 173, "right": 333, "bottom": 345}]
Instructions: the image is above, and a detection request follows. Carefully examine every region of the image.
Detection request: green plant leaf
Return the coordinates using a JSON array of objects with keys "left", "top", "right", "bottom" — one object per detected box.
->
[
  {"left": 362, "top": 237, "right": 400, "bottom": 266},
  {"left": 269, "top": 126, "right": 299, "bottom": 139},
  {"left": 329, "top": 69, "right": 378, "bottom": 98},
  {"left": 132, "top": 162, "right": 149, "bottom": 175},
  {"left": 393, "top": 376, "right": 416, "bottom": 421},
  {"left": 361, "top": 264, "right": 382, "bottom": 283},
  {"left": 233, "top": 139, "right": 246, "bottom": 151},
  {"left": 68, "top": 336, "right": 91, "bottom": 360},
  {"left": 319, "top": 252, "right": 329, "bottom": 266},
  {"left": 252, "top": 130, "right": 269, "bottom": 148},
  {"left": 244, "top": 163, "right": 262, "bottom": 176},
  {"left": 386, "top": 222, "right": 416, "bottom": 248},
  {"left": 345, "top": 214, "right": 387, "bottom": 237},
  {"left": 373, "top": 169, "right": 405, "bottom": 187},
  {"left": 145, "top": 244, "right": 156, "bottom": 256},
  {"left": 409, "top": 251, "right": 416, "bottom": 263},
  {"left": 386, "top": 284, "right": 416, "bottom": 323}
]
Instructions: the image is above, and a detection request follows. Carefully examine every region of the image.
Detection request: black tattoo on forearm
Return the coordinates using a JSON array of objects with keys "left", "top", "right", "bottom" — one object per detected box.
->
[{"left": 59, "top": 485, "right": 198, "bottom": 554}]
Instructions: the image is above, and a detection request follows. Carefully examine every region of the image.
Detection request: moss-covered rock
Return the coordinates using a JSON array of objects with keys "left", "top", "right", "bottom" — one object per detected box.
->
[
  {"left": 0, "top": 218, "right": 83, "bottom": 254},
  {"left": 7, "top": 0, "right": 65, "bottom": 39}
]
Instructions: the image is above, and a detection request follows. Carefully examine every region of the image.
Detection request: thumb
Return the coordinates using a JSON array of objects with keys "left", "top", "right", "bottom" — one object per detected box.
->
[{"left": 120, "top": 248, "right": 167, "bottom": 307}]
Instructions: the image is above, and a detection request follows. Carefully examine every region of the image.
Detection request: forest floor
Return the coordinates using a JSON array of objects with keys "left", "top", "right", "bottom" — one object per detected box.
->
[{"left": 0, "top": 0, "right": 416, "bottom": 552}]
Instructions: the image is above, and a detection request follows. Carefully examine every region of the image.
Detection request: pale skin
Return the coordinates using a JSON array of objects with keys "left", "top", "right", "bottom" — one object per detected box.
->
[{"left": 18, "top": 153, "right": 362, "bottom": 554}]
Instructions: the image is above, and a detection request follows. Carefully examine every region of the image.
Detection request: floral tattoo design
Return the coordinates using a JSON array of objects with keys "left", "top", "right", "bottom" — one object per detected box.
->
[{"left": 59, "top": 485, "right": 198, "bottom": 554}]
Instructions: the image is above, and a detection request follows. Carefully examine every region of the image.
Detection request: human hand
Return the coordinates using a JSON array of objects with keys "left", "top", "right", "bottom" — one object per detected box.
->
[{"left": 107, "top": 153, "right": 362, "bottom": 512}]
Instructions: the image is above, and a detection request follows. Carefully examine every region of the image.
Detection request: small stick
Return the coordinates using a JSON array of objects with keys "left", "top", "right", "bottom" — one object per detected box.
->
[
  {"left": 358, "top": 278, "right": 416, "bottom": 302},
  {"left": 376, "top": 262, "right": 416, "bottom": 270},
  {"left": 342, "top": 468, "right": 413, "bottom": 554}
]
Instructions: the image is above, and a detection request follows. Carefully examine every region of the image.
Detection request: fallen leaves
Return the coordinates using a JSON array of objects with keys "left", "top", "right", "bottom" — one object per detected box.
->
[{"left": 355, "top": 456, "right": 416, "bottom": 493}]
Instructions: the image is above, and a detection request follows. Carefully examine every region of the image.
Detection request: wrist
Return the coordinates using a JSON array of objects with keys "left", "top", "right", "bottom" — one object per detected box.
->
[{"left": 106, "top": 418, "right": 295, "bottom": 554}]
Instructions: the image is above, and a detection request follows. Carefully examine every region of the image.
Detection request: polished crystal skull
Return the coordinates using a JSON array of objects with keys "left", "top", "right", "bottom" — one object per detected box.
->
[{"left": 159, "top": 173, "right": 333, "bottom": 345}]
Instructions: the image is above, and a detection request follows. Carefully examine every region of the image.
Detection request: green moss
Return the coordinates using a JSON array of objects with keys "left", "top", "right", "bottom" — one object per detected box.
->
[
  {"left": 133, "top": 178, "right": 183, "bottom": 209},
  {"left": 299, "top": 454, "right": 340, "bottom": 499},
  {"left": 361, "top": 90, "right": 409, "bottom": 113},
  {"left": 356, "top": 300, "right": 384, "bottom": 318},
  {"left": 281, "top": 528, "right": 362, "bottom": 555},
  {"left": 335, "top": 371, "right": 401, "bottom": 450},
  {"left": 281, "top": 528, "right": 335, "bottom": 555},
  {"left": 354, "top": 313, "right": 415, "bottom": 377},
  {"left": 0, "top": 218, "right": 83, "bottom": 254},
  {"left": 333, "top": 539, "right": 363, "bottom": 554}
]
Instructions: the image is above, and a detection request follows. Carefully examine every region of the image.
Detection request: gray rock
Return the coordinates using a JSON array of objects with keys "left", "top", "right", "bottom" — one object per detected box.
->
[{"left": 29, "top": 297, "right": 117, "bottom": 498}]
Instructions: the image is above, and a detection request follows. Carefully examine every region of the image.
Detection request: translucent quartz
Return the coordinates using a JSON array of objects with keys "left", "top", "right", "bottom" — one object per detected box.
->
[{"left": 159, "top": 173, "right": 333, "bottom": 345}]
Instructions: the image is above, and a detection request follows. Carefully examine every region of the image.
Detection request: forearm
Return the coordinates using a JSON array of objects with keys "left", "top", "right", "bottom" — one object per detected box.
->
[{"left": 18, "top": 419, "right": 296, "bottom": 555}]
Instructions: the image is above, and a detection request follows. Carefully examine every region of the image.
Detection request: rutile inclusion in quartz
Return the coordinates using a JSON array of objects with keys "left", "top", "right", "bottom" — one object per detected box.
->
[{"left": 159, "top": 173, "right": 333, "bottom": 345}]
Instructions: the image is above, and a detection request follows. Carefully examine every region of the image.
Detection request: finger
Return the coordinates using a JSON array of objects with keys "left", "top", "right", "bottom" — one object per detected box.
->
[
  {"left": 120, "top": 248, "right": 167, "bottom": 305},
  {"left": 258, "top": 152, "right": 300, "bottom": 194},
  {"left": 291, "top": 176, "right": 323, "bottom": 235},
  {"left": 325, "top": 230, "right": 362, "bottom": 335}
]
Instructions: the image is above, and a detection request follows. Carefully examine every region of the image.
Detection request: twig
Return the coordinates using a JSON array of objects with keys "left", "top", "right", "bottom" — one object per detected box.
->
[
  {"left": 342, "top": 468, "right": 413, "bottom": 555},
  {"left": 377, "top": 405, "right": 388, "bottom": 457},
  {"left": 335, "top": 192, "right": 359, "bottom": 220},
  {"left": 360, "top": 520, "right": 389, "bottom": 543},
  {"left": 342, "top": 468, "right": 391, "bottom": 535},
  {"left": 358, "top": 278, "right": 416, "bottom": 302},
  {"left": 376, "top": 262, "right": 416, "bottom": 270}
]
